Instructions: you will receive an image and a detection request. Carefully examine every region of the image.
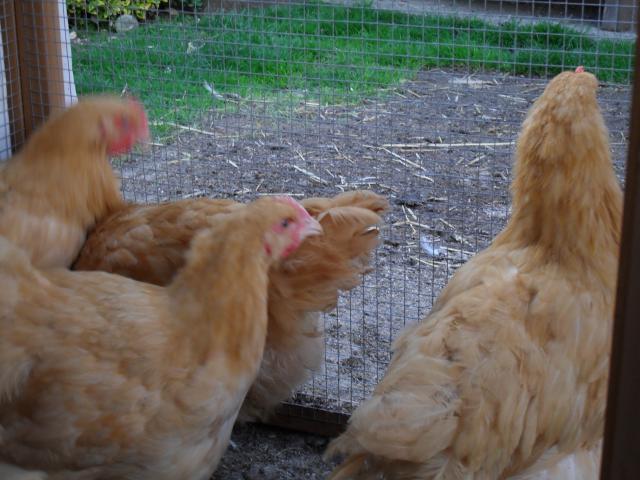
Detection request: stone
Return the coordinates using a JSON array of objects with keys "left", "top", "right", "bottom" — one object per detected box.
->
[{"left": 114, "top": 14, "right": 139, "bottom": 34}]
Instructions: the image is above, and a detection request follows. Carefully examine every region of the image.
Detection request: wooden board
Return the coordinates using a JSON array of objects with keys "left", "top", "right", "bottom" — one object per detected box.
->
[
  {"left": 0, "top": 0, "right": 69, "bottom": 152},
  {"left": 601, "top": 11, "right": 640, "bottom": 479},
  {"left": 0, "top": 0, "right": 25, "bottom": 150},
  {"left": 14, "top": 1, "right": 67, "bottom": 137}
]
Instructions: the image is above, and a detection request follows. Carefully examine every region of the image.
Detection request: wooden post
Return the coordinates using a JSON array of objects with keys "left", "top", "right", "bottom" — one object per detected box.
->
[
  {"left": 0, "top": 0, "right": 75, "bottom": 154},
  {"left": 14, "top": 0, "right": 69, "bottom": 137},
  {"left": 0, "top": 0, "right": 25, "bottom": 153},
  {"left": 600, "top": 10, "right": 640, "bottom": 480},
  {"left": 263, "top": 403, "right": 349, "bottom": 437}
]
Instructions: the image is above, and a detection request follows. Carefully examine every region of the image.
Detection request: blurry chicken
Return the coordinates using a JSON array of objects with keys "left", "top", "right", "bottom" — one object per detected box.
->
[
  {"left": 325, "top": 68, "right": 621, "bottom": 479},
  {"left": 73, "top": 190, "right": 388, "bottom": 421},
  {"left": 0, "top": 95, "right": 148, "bottom": 268},
  {"left": 0, "top": 196, "right": 322, "bottom": 479}
]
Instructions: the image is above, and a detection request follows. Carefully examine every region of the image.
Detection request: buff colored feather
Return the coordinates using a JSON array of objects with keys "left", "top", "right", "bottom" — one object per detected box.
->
[
  {"left": 0, "top": 196, "right": 319, "bottom": 479},
  {"left": 326, "top": 70, "right": 621, "bottom": 479},
  {"left": 0, "top": 96, "right": 148, "bottom": 268},
  {"left": 73, "top": 190, "right": 388, "bottom": 420}
]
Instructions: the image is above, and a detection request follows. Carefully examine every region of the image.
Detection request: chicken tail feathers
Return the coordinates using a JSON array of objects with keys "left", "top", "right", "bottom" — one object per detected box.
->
[
  {"left": 301, "top": 190, "right": 389, "bottom": 217},
  {"left": 273, "top": 202, "right": 384, "bottom": 313},
  {"left": 324, "top": 433, "right": 375, "bottom": 480},
  {"left": 317, "top": 205, "right": 383, "bottom": 269},
  {"left": 325, "top": 446, "right": 422, "bottom": 480}
]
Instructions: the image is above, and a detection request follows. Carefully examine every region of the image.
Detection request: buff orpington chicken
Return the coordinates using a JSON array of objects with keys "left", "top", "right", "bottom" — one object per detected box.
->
[
  {"left": 0, "top": 196, "right": 322, "bottom": 480},
  {"left": 0, "top": 95, "right": 148, "bottom": 268},
  {"left": 73, "top": 190, "right": 388, "bottom": 421},
  {"left": 325, "top": 68, "right": 622, "bottom": 479}
]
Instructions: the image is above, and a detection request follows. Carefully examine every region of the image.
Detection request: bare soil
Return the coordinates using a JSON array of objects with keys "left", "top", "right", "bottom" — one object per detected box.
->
[
  {"left": 212, "top": 423, "right": 332, "bottom": 479},
  {"left": 115, "top": 68, "right": 631, "bottom": 478}
]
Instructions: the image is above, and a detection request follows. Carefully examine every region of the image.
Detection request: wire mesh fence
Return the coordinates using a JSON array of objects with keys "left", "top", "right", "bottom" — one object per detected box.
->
[
  {"left": 0, "top": 3, "right": 13, "bottom": 160},
  {"left": 1, "top": 0, "right": 634, "bottom": 417}
]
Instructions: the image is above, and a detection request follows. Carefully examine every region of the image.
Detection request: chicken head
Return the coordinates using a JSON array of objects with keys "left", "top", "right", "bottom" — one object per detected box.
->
[
  {"left": 97, "top": 97, "right": 150, "bottom": 156},
  {"left": 262, "top": 196, "right": 323, "bottom": 259}
]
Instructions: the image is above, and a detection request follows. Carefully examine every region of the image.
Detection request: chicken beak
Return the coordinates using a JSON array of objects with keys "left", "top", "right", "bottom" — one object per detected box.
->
[{"left": 300, "top": 217, "right": 323, "bottom": 239}]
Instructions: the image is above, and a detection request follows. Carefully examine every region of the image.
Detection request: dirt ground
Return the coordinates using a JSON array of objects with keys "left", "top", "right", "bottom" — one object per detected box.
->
[
  {"left": 212, "top": 423, "right": 333, "bottom": 479},
  {"left": 116, "top": 68, "right": 631, "bottom": 477}
]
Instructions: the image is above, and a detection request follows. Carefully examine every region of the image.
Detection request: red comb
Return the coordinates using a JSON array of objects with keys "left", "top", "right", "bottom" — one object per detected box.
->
[
  {"left": 273, "top": 196, "right": 309, "bottom": 218},
  {"left": 105, "top": 98, "right": 149, "bottom": 156},
  {"left": 127, "top": 97, "right": 146, "bottom": 118},
  {"left": 575, "top": 66, "right": 585, "bottom": 73},
  {"left": 127, "top": 97, "right": 149, "bottom": 140}
]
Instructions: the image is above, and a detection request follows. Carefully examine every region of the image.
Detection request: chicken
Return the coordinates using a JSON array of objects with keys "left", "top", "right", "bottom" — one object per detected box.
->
[
  {"left": 0, "top": 196, "right": 322, "bottom": 480},
  {"left": 74, "top": 198, "right": 240, "bottom": 284},
  {"left": 0, "top": 95, "right": 148, "bottom": 269},
  {"left": 509, "top": 442, "right": 602, "bottom": 479},
  {"left": 72, "top": 190, "right": 388, "bottom": 421},
  {"left": 325, "top": 68, "right": 622, "bottom": 479}
]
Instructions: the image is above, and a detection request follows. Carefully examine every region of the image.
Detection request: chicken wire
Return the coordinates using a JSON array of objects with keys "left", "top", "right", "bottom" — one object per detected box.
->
[
  {"left": 0, "top": 1, "right": 77, "bottom": 159},
  {"left": 0, "top": 3, "right": 19, "bottom": 160},
  {"left": 3, "top": 0, "right": 634, "bottom": 418}
]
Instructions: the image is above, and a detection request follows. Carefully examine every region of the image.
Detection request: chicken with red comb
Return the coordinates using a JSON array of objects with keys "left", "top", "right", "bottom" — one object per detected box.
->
[
  {"left": 104, "top": 97, "right": 149, "bottom": 156},
  {"left": 0, "top": 196, "right": 320, "bottom": 479},
  {"left": 0, "top": 95, "right": 148, "bottom": 268},
  {"left": 326, "top": 68, "right": 621, "bottom": 480},
  {"left": 265, "top": 195, "right": 322, "bottom": 258},
  {"left": 73, "top": 190, "right": 388, "bottom": 423}
]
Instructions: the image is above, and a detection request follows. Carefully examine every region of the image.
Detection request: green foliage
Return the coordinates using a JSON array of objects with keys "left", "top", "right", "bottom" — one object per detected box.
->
[
  {"left": 67, "top": 0, "right": 168, "bottom": 22},
  {"left": 169, "top": 0, "right": 203, "bottom": 11},
  {"left": 71, "top": 1, "right": 635, "bottom": 138}
]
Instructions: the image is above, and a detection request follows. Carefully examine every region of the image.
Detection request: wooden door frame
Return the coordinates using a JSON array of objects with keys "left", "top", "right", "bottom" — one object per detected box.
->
[
  {"left": 600, "top": 6, "right": 640, "bottom": 479},
  {"left": 0, "top": 0, "right": 68, "bottom": 152}
]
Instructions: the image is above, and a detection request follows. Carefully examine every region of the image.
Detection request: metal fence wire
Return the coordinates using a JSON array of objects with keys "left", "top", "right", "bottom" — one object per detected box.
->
[{"left": 2, "top": 0, "right": 634, "bottom": 418}]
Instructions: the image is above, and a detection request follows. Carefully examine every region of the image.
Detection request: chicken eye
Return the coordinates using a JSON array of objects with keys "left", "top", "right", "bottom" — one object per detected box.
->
[
  {"left": 118, "top": 115, "right": 130, "bottom": 131},
  {"left": 281, "top": 218, "right": 291, "bottom": 228}
]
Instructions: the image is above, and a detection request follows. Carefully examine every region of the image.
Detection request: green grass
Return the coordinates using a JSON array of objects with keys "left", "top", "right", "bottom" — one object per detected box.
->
[{"left": 71, "top": 1, "right": 635, "bottom": 137}]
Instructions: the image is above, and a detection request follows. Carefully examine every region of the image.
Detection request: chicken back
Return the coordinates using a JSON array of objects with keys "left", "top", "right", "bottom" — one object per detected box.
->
[{"left": 0, "top": 196, "right": 320, "bottom": 480}]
